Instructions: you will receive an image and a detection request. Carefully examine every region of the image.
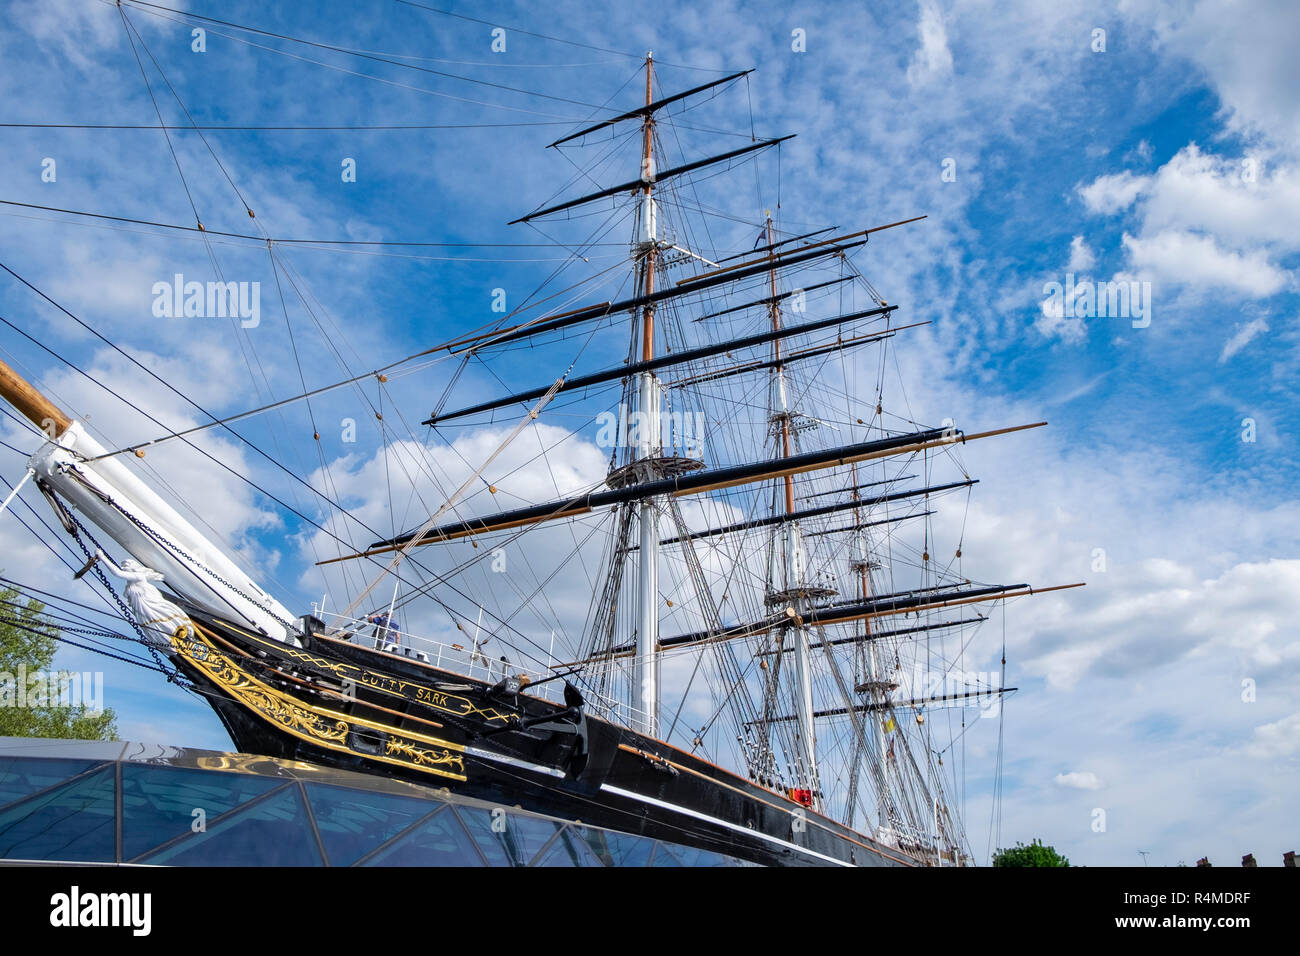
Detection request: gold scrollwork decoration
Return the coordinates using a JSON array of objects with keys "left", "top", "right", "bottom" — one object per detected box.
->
[
  {"left": 172, "top": 627, "right": 467, "bottom": 781},
  {"left": 385, "top": 737, "right": 466, "bottom": 775}
]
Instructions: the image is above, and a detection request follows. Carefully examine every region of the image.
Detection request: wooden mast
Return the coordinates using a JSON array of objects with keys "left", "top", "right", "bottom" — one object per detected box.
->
[
  {"left": 633, "top": 52, "right": 661, "bottom": 737},
  {"left": 640, "top": 55, "right": 657, "bottom": 365},
  {"left": 848, "top": 459, "right": 892, "bottom": 831},
  {"left": 763, "top": 210, "right": 820, "bottom": 801},
  {"left": 0, "top": 355, "right": 71, "bottom": 438},
  {"left": 767, "top": 214, "right": 796, "bottom": 515}
]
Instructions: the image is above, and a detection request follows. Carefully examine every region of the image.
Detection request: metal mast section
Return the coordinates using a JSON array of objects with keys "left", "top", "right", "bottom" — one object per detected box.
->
[
  {"left": 762, "top": 212, "right": 827, "bottom": 802},
  {"left": 632, "top": 53, "right": 662, "bottom": 737},
  {"left": 845, "top": 461, "right": 896, "bottom": 831}
]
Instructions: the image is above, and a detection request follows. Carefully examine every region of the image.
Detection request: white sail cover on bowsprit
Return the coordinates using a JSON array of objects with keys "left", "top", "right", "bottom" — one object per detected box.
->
[{"left": 27, "top": 419, "right": 298, "bottom": 645}]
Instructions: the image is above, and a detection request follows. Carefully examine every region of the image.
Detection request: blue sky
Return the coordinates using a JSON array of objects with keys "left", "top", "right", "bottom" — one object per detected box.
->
[{"left": 0, "top": 0, "right": 1296, "bottom": 866}]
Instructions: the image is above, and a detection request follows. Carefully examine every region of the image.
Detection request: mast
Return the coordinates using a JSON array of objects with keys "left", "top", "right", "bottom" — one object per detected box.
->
[
  {"left": 633, "top": 52, "right": 660, "bottom": 737},
  {"left": 338, "top": 58, "right": 1044, "bottom": 844},
  {"left": 848, "top": 462, "right": 892, "bottom": 830},
  {"left": 764, "top": 212, "right": 820, "bottom": 800}
]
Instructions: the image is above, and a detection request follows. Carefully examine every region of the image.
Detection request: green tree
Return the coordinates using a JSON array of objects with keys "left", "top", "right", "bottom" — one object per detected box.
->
[
  {"left": 992, "top": 838, "right": 1070, "bottom": 867},
  {"left": 0, "top": 585, "right": 118, "bottom": 740}
]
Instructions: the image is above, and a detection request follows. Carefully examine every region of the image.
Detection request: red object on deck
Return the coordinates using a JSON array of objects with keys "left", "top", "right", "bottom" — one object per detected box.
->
[{"left": 789, "top": 788, "right": 814, "bottom": 807}]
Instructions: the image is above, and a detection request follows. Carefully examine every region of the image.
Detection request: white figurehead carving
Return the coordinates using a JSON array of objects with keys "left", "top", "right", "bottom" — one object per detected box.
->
[{"left": 97, "top": 550, "right": 193, "bottom": 649}]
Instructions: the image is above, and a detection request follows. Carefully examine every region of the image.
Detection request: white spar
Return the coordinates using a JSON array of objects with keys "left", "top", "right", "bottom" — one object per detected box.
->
[{"left": 28, "top": 420, "right": 298, "bottom": 644}]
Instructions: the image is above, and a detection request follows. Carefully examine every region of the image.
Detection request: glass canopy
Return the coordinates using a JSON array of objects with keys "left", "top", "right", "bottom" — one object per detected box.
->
[{"left": 0, "top": 738, "right": 753, "bottom": 866}]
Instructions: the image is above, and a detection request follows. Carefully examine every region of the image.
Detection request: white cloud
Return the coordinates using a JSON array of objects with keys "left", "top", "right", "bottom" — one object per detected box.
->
[
  {"left": 1045, "top": 370, "right": 1111, "bottom": 405},
  {"left": 1054, "top": 771, "right": 1103, "bottom": 790},
  {"left": 1139, "top": 146, "right": 1300, "bottom": 249},
  {"left": 1067, "top": 235, "right": 1096, "bottom": 272},
  {"left": 1245, "top": 712, "right": 1300, "bottom": 758},
  {"left": 1034, "top": 237, "right": 1100, "bottom": 343},
  {"left": 906, "top": 0, "right": 954, "bottom": 86},
  {"left": 1035, "top": 291, "right": 1087, "bottom": 343},
  {"left": 1079, "top": 171, "right": 1150, "bottom": 214},
  {"left": 1121, "top": 230, "right": 1288, "bottom": 297},
  {"left": 10, "top": 0, "right": 120, "bottom": 72},
  {"left": 1078, "top": 145, "right": 1300, "bottom": 304},
  {"left": 1218, "top": 317, "right": 1269, "bottom": 362},
  {"left": 1135, "top": 0, "right": 1300, "bottom": 151},
  {"left": 1024, "top": 556, "right": 1300, "bottom": 691}
]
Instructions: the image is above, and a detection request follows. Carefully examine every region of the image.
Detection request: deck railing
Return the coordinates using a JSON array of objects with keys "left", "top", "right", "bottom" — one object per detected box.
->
[{"left": 311, "top": 609, "right": 640, "bottom": 726}]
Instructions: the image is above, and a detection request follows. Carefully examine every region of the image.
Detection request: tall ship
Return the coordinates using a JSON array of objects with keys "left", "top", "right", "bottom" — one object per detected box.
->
[{"left": 0, "top": 38, "right": 1076, "bottom": 866}]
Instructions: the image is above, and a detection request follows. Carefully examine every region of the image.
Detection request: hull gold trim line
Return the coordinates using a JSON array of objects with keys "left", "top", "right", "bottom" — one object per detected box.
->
[{"left": 176, "top": 625, "right": 468, "bottom": 782}]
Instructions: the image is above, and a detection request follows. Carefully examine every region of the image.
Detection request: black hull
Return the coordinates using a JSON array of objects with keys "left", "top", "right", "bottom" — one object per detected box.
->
[{"left": 172, "top": 610, "right": 916, "bottom": 868}]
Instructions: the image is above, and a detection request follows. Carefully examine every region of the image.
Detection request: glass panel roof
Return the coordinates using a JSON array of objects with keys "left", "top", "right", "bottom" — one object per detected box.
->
[
  {"left": 574, "top": 825, "right": 656, "bottom": 867},
  {"left": 121, "top": 763, "right": 285, "bottom": 861},
  {"left": 359, "top": 806, "right": 484, "bottom": 866},
  {"left": 657, "top": 843, "right": 745, "bottom": 866},
  {"left": 140, "top": 784, "right": 324, "bottom": 866},
  {"left": 305, "top": 782, "right": 445, "bottom": 866},
  {"left": 651, "top": 843, "right": 683, "bottom": 866},
  {"left": 0, "top": 764, "right": 116, "bottom": 862},
  {"left": 0, "top": 756, "right": 101, "bottom": 808},
  {"left": 454, "top": 806, "right": 562, "bottom": 866},
  {"left": 453, "top": 805, "right": 515, "bottom": 867},
  {"left": 534, "top": 826, "right": 605, "bottom": 867}
]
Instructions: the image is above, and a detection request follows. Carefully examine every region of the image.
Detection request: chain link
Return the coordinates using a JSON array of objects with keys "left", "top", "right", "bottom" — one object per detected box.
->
[
  {"left": 67, "top": 511, "right": 179, "bottom": 683},
  {"left": 79, "top": 473, "right": 301, "bottom": 634}
]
